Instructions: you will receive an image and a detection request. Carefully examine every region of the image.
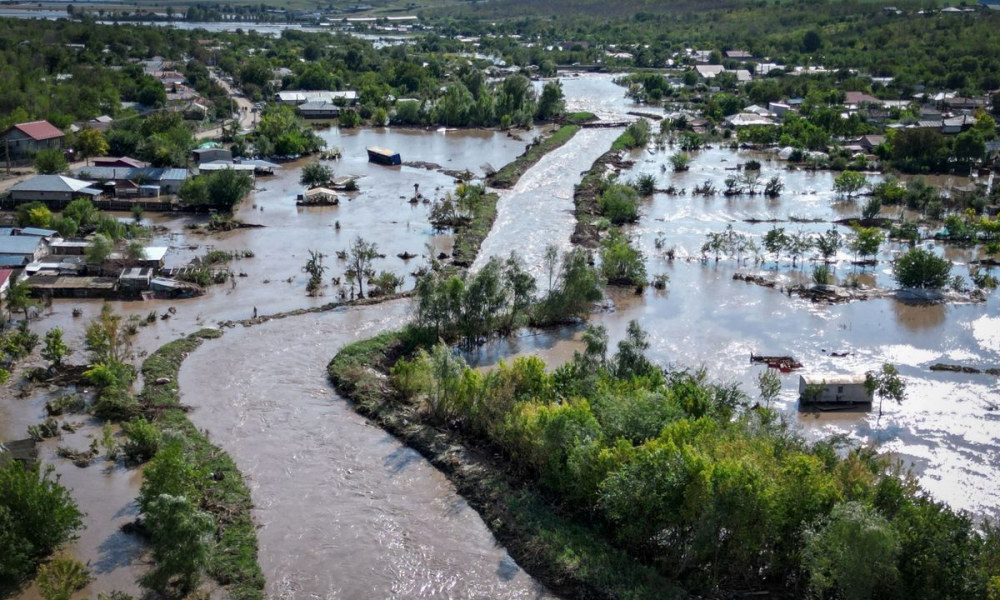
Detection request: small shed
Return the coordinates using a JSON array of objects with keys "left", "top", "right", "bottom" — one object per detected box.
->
[
  {"left": 192, "top": 147, "right": 233, "bottom": 164},
  {"left": 119, "top": 267, "right": 154, "bottom": 293},
  {"left": 799, "top": 374, "right": 872, "bottom": 405}
]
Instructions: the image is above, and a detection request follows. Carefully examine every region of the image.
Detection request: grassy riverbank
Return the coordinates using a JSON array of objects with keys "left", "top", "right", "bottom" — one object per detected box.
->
[
  {"left": 141, "top": 330, "right": 265, "bottom": 600},
  {"left": 487, "top": 124, "right": 581, "bottom": 189},
  {"left": 572, "top": 131, "right": 636, "bottom": 248},
  {"left": 327, "top": 329, "right": 681, "bottom": 600},
  {"left": 451, "top": 190, "right": 499, "bottom": 268}
]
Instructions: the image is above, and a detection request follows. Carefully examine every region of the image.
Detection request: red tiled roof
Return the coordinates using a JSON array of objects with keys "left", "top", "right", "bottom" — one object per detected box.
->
[
  {"left": 6, "top": 120, "right": 65, "bottom": 141},
  {"left": 0, "top": 269, "right": 13, "bottom": 289}
]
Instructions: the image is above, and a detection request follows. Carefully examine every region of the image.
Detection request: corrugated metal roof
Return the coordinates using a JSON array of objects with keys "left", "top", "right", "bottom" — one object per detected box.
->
[
  {"left": 71, "top": 167, "right": 188, "bottom": 182},
  {"left": 10, "top": 175, "right": 94, "bottom": 193},
  {"left": 19, "top": 228, "right": 58, "bottom": 237},
  {"left": 4, "top": 120, "right": 64, "bottom": 141},
  {"left": 0, "top": 256, "right": 28, "bottom": 267},
  {"left": 0, "top": 236, "right": 43, "bottom": 256}
]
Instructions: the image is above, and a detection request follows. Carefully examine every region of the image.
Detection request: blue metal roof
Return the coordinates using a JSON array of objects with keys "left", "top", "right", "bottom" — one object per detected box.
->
[
  {"left": 0, "top": 236, "right": 42, "bottom": 256},
  {"left": 0, "top": 256, "right": 28, "bottom": 266},
  {"left": 19, "top": 228, "right": 57, "bottom": 237},
  {"left": 71, "top": 167, "right": 188, "bottom": 182}
]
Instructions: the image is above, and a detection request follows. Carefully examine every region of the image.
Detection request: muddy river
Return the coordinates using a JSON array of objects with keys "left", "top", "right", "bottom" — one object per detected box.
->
[
  {"left": 178, "top": 303, "right": 556, "bottom": 600},
  {"left": 2, "top": 72, "right": 998, "bottom": 600}
]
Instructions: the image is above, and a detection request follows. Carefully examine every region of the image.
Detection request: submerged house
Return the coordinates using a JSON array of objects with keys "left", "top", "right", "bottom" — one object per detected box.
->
[
  {"left": 367, "top": 147, "right": 401, "bottom": 165},
  {"left": 798, "top": 374, "right": 872, "bottom": 405}
]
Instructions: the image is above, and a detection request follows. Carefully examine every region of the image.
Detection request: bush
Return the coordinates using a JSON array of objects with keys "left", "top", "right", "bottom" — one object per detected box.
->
[
  {"left": 36, "top": 557, "right": 91, "bottom": 600},
  {"left": 140, "top": 494, "right": 214, "bottom": 594},
  {"left": 0, "top": 462, "right": 83, "bottom": 581},
  {"left": 812, "top": 265, "right": 833, "bottom": 285},
  {"left": 600, "top": 229, "right": 647, "bottom": 286},
  {"left": 631, "top": 173, "right": 657, "bottom": 196},
  {"left": 121, "top": 418, "right": 162, "bottom": 463},
  {"left": 803, "top": 502, "right": 899, "bottom": 600},
  {"left": 598, "top": 184, "right": 640, "bottom": 225},
  {"left": 892, "top": 248, "right": 952, "bottom": 289}
]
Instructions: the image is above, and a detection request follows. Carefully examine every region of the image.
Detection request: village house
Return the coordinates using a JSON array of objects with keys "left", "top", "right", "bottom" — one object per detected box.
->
[
  {"left": 8, "top": 175, "right": 101, "bottom": 206},
  {"left": 725, "top": 50, "right": 753, "bottom": 60},
  {"left": 0, "top": 120, "right": 65, "bottom": 160},
  {"left": 192, "top": 147, "right": 233, "bottom": 164},
  {"left": 0, "top": 234, "right": 48, "bottom": 267},
  {"left": 70, "top": 167, "right": 189, "bottom": 196},
  {"left": 297, "top": 101, "right": 342, "bottom": 119},
  {"left": 93, "top": 157, "right": 149, "bottom": 169},
  {"left": 768, "top": 102, "right": 792, "bottom": 117},
  {"left": 275, "top": 90, "right": 359, "bottom": 106},
  {"left": 798, "top": 374, "right": 873, "bottom": 405},
  {"left": 0, "top": 268, "right": 13, "bottom": 296},
  {"left": 724, "top": 112, "right": 777, "bottom": 128},
  {"left": 843, "top": 91, "right": 882, "bottom": 109},
  {"left": 942, "top": 115, "right": 977, "bottom": 134},
  {"left": 694, "top": 65, "right": 725, "bottom": 79}
]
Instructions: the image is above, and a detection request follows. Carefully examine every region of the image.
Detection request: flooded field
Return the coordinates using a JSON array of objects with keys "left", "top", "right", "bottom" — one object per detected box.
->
[
  {"left": 178, "top": 303, "right": 557, "bottom": 600},
  {"left": 470, "top": 118, "right": 1000, "bottom": 520},
  {"left": 3, "top": 72, "right": 998, "bottom": 600}
]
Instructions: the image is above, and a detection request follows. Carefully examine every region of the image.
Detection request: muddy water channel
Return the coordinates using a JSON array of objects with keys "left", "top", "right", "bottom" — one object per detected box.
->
[{"left": 178, "top": 303, "right": 556, "bottom": 600}]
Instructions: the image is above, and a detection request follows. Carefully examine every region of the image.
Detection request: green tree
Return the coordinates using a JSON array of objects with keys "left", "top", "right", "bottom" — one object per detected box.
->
[
  {"left": 834, "top": 171, "right": 867, "bottom": 199},
  {"left": 892, "top": 247, "right": 952, "bottom": 289},
  {"left": 598, "top": 184, "right": 640, "bottom": 224},
  {"left": 953, "top": 129, "right": 985, "bottom": 165},
  {"left": 600, "top": 229, "right": 646, "bottom": 286},
  {"left": 300, "top": 162, "right": 334, "bottom": 188},
  {"left": 207, "top": 168, "right": 254, "bottom": 210},
  {"left": 849, "top": 227, "right": 884, "bottom": 264},
  {"left": 140, "top": 494, "right": 214, "bottom": 595},
  {"left": 536, "top": 80, "right": 566, "bottom": 121},
  {"left": 865, "top": 362, "right": 907, "bottom": 417},
  {"left": 0, "top": 462, "right": 83, "bottom": 581},
  {"left": 63, "top": 198, "right": 99, "bottom": 228},
  {"left": 803, "top": 501, "right": 899, "bottom": 600},
  {"left": 76, "top": 128, "right": 109, "bottom": 166},
  {"left": 5, "top": 279, "right": 38, "bottom": 322},
  {"left": 802, "top": 29, "right": 823, "bottom": 52},
  {"left": 33, "top": 149, "right": 68, "bottom": 174},
  {"left": 41, "top": 328, "right": 69, "bottom": 368},
  {"left": 177, "top": 176, "right": 209, "bottom": 206},
  {"left": 756, "top": 369, "right": 782, "bottom": 408},
  {"left": 302, "top": 249, "right": 327, "bottom": 294},
  {"left": 763, "top": 227, "right": 790, "bottom": 264},
  {"left": 346, "top": 236, "right": 379, "bottom": 298},
  {"left": 815, "top": 227, "right": 842, "bottom": 261},
  {"left": 85, "top": 234, "right": 113, "bottom": 267}
]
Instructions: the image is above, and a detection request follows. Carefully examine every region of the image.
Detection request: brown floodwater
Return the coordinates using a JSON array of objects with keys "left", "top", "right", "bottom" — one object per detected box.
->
[
  {"left": 178, "top": 302, "right": 557, "bottom": 600},
  {"left": 3, "top": 72, "right": 997, "bottom": 600},
  {"left": 3, "top": 127, "right": 541, "bottom": 598}
]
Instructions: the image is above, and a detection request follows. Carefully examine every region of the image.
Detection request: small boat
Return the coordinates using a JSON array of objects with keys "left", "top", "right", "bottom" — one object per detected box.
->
[{"left": 367, "top": 146, "right": 401, "bottom": 166}]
